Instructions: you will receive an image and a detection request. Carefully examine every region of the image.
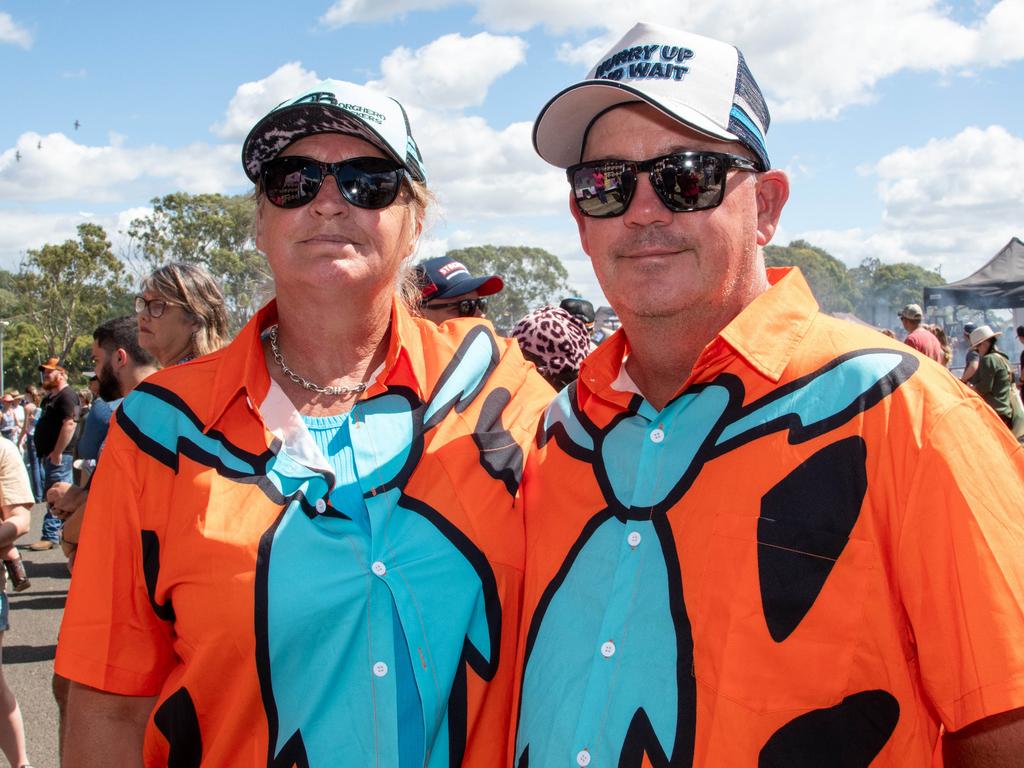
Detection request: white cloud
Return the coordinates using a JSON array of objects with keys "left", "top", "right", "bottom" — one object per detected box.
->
[
  {"left": 368, "top": 32, "right": 527, "bottom": 111},
  {"left": 322, "top": 1, "right": 1024, "bottom": 121},
  {"left": 794, "top": 125, "right": 1024, "bottom": 278},
  {"left": 0, "top": 133, "right": 243, "bottom": 204},
  {"left": 0, "top": 12, "right": 32, "bottom": 49},
  {"left": 211, "top": 62, "right": 323, "bottom": 140}
]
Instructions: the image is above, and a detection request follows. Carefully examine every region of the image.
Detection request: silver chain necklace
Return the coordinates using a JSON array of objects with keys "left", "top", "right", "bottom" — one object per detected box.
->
[{"left": 268, "top": 324, "right": 368, "bottom": 396}]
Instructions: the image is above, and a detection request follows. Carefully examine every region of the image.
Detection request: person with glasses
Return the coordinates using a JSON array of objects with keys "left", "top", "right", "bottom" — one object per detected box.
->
[
  {"left": 514, "top": 22, "right": 1024, "bottom": 767},
  {"left": 134, "top": 262, "right": 230, "bottom": 367},
  {"left": 414, "top": 255, "right": 504, "bottom": 323},
  {"left": 56, "top": 79, "right": 551, "bottom": 768}
]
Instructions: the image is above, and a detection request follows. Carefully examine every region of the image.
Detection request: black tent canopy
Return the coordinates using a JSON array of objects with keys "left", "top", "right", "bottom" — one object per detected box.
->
[{"left": 925, "top": 237, "right": 1024, "bottom": 309}]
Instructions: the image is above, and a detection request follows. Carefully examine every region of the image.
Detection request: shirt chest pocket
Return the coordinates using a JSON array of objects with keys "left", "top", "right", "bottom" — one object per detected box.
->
[{"left": 692, "top": 509, "right": 876, "bottom": 714}]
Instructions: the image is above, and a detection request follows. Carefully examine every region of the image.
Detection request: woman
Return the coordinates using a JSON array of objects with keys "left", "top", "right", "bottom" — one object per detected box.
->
[
  {"left": 511, "top": 306, "right": 593, "bottom": 389},
  {"left": 56, "top": 80, "right": 552, "bottom": 767},
  {"left": 969, "top": 324, "right": 1016, "bottom": 429},
  {"left": 135, "top": 261, "right": 230, "bottom": 367},
  {"left": 17, "top": 387, "right": 42, "bottom": 503}
]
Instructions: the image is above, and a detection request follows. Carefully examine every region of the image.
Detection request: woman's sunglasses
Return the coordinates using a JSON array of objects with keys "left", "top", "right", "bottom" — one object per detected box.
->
[
  {"left": 260, "top": 155, "right": 406, "bottom": 210},
  {"left": 566, "top": 150, "right": 761, "bottom": 218},
  {"left": 427, "top": 298, "right": 488, "bottom": 317}
]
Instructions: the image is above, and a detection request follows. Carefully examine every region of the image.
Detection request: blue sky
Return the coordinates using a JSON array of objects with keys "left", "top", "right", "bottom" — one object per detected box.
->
[{"left": 1, "top": 0, "right": 1022, "bottom": 305}]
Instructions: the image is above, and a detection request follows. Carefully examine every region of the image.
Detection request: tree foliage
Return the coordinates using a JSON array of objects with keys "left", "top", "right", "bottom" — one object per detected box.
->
[
  {"left": 441, "top": 245, "right": 572, "bottom": 333},
  {"left": 125, "top": 192, "right": 271, "bottom": 331},
  {"left": 16, "top": 223, "right": 129, "bottom": 365},
  {"left": 849, "top": 258, "right": 943, "bottom": 327},
  {"left": 764, "top": 240, "right": 856, "bottom": 312}
]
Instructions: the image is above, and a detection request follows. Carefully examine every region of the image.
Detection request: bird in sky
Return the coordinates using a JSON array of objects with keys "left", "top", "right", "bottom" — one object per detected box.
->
[
  {"left": 74, "top": 120, "right": 80, "bottom": 130},
  {"left": 37, "top": 141, "right": 42, "bottom": 150},
  {"left": 15, "top": 151, "right": 21, "bottom": 163}
]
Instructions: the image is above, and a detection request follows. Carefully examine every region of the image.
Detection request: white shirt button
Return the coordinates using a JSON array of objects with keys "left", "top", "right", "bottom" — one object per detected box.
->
[
  {"left": 576, "top": 749, "right": 591, "bottom": 766},
  {"left": 371, "top": 561, "right": 387, "bottom": 577},
  {"left": 372, "top": 661, "right": 388, "bottom": 677},
  {"left": 650, "top": 428, "right": 665, "bottom": 443},
  {"left": 627, "top": 531, "right": 642, "bottom": 547},
  {"left": 600, "top": 641, "right": 616, "bottom": 658},
  {"left": 314, "top": 498, "right": 327, "bottom": 514}
]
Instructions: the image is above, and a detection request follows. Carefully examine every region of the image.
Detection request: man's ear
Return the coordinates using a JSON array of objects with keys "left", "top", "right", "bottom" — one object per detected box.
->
[
  {"left": 754, "top": 169, "right": 790, "bottom": 246},
  {"left": 114, "top": 348, "right": 129, "bottom": 371}
]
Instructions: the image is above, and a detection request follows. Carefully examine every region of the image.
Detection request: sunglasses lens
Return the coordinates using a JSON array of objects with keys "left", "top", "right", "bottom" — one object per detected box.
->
[
  {"left": 263, "top": 157, "right": 323, "bottom": 208},
  {"left": 653, "top": 154, "right": 726, "bottom": 212},
  {"left": 336, "top": 158, "right": 403, "bottom": 209},
  {"left": 570, "top": 163, "right": 631, "bottom": 218}
]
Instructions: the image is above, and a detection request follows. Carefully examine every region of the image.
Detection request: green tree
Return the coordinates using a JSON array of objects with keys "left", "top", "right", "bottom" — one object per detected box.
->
[
  {"left": 16, "top": 223, "right": 130, "bottom": 369},
  {"left": 125, "top": 192, "right": 271, "bottom": 331},
  {"left": 850, "top": 258, "right": 943, "bottom": 327},
  {"left": 440, "top": 245, "right": 572, "bottom": 333},
  {"left": 764, "top": 240, "right": 856, "bottom": 312}
]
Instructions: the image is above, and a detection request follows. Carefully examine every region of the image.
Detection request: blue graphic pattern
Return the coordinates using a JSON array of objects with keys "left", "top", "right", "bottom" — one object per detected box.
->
[{"left": 517, "top": 350, "right": 916, "bottom": 766}]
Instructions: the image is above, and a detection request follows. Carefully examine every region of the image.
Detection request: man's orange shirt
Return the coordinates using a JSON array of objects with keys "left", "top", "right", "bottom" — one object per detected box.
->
[
  {"left": 56, "top": 299, "right": 552, "bottom": 767},
  {"left": 514, "top": 268, "right": 1024, "bottom": 767}
]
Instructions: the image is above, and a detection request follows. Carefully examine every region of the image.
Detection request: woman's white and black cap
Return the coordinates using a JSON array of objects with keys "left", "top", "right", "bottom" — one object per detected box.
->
[
  {"left": 242, "top": 79, "right": 427, "bottom": 184},
  {"left": 533, "top": 21, "right": 771, "bottom": 172}
]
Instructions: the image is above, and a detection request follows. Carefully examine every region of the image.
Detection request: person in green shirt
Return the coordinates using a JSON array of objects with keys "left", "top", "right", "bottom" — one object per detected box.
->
[{"left": 969, "top": 324, "right": 1015, "bottom": 429}]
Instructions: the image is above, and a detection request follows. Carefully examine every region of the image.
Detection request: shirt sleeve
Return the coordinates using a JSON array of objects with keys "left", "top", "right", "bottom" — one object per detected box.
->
[
  {"left": 76, "top": 401, "right": 113, "bottom": 461},
  {"left": 0, "top": 440, "right": 34, "bottom": 507},
  {"left": 54, "top": 419, "right": 178, "bottom": 696},
  {"left": 897, "top": 397, "right": 1024, "bottom": 731}
]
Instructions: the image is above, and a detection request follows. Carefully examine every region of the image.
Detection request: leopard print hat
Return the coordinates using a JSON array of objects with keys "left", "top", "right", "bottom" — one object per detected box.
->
[{"left": 511, "top": 306, "right": 592, "bottom": 379}]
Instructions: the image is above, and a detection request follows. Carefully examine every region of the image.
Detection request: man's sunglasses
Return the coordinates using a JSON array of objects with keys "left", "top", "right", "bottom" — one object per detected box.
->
[
  {"left": 261, "top": 156, "right": 406, "bottom": 210},
  {"left": 428, "top": 297, "right": 488, "bottom": 317},
  {"left": 134, "top": 295, "right": 182, "bottom": 319},
  {"left": 566, "top": 150, "right": 761, "bottom": 218}
]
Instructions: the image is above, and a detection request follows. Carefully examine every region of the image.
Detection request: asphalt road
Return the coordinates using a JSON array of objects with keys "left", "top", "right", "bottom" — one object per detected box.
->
[{"left": 5, "top": 503, "right": 69, "bottom": 768}]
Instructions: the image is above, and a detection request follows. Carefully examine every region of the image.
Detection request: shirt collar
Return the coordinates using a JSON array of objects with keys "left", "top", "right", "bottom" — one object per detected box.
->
[
  {"left": 577, "top": 267, "right": 819, "bottom": 407},
  {"left": 206, "top": 297, "right": 432, "bottom": 432}
]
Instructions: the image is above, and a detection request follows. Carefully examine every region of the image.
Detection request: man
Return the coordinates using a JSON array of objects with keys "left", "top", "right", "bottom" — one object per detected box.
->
[
  {"left": 414, "top": 255, "right": 503, "bottom": 323},
  {"left": 51, "top": 315, "right": 158, "bottom": 565},
  {"left": 962, "top": 322, "right": 981, "bottom": 383},
  {"left": 28, "top": 357, "right": 78, "bottom": 550},
  {"left": 514, "top": 21, "right": 1024, "bottom": 767},
  {"left": 898, "top": 303, "right": 945, "bottom": 363}
]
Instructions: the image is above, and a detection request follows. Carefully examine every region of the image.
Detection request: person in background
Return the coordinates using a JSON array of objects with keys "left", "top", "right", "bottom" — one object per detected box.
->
[
  {"left": 28, "top": 359, "right": 78, "bottom": 551},
  {"left": 559, "top": 297, "right": 596, "bottom": 333},
  {"left": 0, "top": 396, "right": 17, "bottom": 443},
  {"left": 18, "top": 387, "right": 42, "bottom": 504},
  {"left": 0, "top": 433, "right": 34, "bottom": 768},
  {"left": 924, "top": 323, "right": 952, "bottom": 368},
  {"left": 1017, "top": 325, "right": 1024, "bottom": 391},
  {"left": 57, "top": 78, "right": 551, "bottom": 767},
  {"left": 415, "top": 256, "right": 504, "bottom": 323},
  {"left": 961, "top": 322, "right": 980, "bottom": 384},
  {"left": 135, "top": 262, "right": 230, "bottom": 367},
  {"left": 511, "top": 306, "right": 591, "bottom": 390},
  {"left": 898, "top": 303, "right": 944, "bottom": 363},
  {"left": 514, "top": 20, "right": 1024, "bottom": 766},
  {"left": 969, "top": 324, "right": 1016, "bottom": 430}
]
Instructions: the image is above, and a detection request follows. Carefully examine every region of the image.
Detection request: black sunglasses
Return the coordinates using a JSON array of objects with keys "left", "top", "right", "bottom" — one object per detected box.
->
[
  {"left": 566, "top": 150, "right": 761, "bottom": 218},
  {"left": 427, "top": 297, "right": 488, "bottom": 317},
  {"left": 261, "top": 155, "right": 406, "bottom": 210}
]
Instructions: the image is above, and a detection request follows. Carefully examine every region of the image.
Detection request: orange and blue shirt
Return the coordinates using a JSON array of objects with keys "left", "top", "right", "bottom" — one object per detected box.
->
[
  {"left": 514, "top": 268, "right": 1024, "bottom": 767},
  {"left": 56, "top": 299, "right": 553, "bottom": 767}
]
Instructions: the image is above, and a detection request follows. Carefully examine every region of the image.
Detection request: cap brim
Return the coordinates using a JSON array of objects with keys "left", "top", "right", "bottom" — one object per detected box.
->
[
  {"left": 533, "top": 80, "right": 740, "bottom": 169},
  {"left": 242, "top": 103, "right": 412, "bottom": 183},
  {"left": 433, "top": 275, "right": 504, "bottom": 301}
]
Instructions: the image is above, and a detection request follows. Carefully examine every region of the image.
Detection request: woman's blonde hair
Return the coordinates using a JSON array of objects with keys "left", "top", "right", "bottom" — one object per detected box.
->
[{"left": 141, "top": 262, "right": 230, "bottom": 357}]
